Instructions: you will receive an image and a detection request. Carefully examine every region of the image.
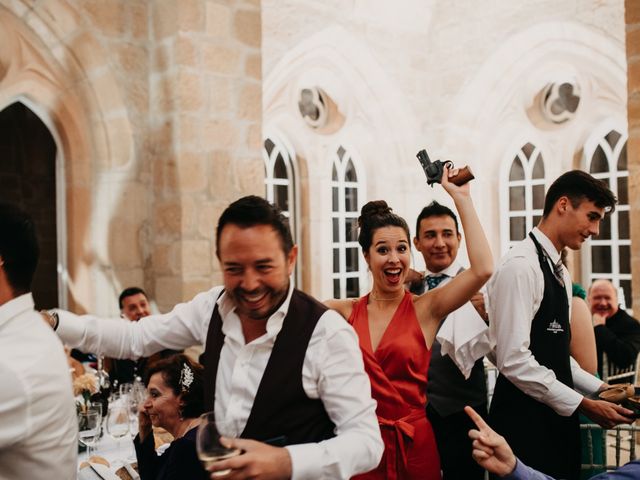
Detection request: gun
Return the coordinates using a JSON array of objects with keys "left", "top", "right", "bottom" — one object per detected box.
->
[{"left": 416, "top": 149, "right": 474, "bottom": 187}]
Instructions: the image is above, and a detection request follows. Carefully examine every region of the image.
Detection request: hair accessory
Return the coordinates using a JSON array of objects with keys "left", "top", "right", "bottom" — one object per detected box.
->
[{"left": 179, "top": 363, "right": 194, "bottom": 392}]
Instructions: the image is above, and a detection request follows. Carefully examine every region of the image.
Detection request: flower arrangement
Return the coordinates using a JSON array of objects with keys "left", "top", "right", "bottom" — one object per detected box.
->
[{"left": 73, "top": 373, "right": 98, "bottom": 412}]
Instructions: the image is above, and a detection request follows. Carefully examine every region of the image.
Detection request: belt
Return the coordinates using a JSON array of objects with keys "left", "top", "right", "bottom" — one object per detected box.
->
[{"left": 378, "top": 409, "right": 424, "bottom": 479}]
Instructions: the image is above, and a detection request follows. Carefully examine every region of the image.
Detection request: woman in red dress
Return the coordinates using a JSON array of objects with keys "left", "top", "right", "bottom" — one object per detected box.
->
[{"left": 326, "top": 170, "right": 493, "bottom": 479}]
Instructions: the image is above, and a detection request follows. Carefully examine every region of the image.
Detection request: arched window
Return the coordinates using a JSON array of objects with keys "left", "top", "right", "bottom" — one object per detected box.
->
[
  {"left": 585, "top": 129, "right": 631, "bottom": 307},
  {"left": 504, "top": 143, "right": 545, "bottom": 250},
  {"left": 263, "top": 136, "right": 299, "bottom": 284},
  {"left": 264, "top": 137, "right": 296, "bottom": 229},
  {"left": 331, "top": 146, "right": 364, "bottom": 298}
]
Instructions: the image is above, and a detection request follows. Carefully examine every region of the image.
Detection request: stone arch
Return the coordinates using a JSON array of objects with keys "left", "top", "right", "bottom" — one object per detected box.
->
[
  {"left": 264, "top": 25, "right": 420, "bottom": 193},
  {"left": 445, "top": 20, "right": 627, "bottom": 253},
  {"left": 0, "top": 1, "right": 135, "bottom": 313},
  {"left": 263, "top": 25, "right": 421, "bottom": 297}
]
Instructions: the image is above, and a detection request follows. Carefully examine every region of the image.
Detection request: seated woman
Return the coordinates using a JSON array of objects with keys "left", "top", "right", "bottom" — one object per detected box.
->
[
  {"left": 134, "top": 354, "right": 208, "bottom": 480},
  {"left": 325, "top": 169, "right": 493, "bottom": 479}
]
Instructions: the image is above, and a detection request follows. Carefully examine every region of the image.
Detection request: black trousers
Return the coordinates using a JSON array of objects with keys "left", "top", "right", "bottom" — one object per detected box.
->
[{"left": 426, "top": 402, "right": 488, "bottom": 480}]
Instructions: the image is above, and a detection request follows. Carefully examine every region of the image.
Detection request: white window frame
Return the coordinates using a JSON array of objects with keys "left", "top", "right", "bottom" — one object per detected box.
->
[
  {"left": 582, "top": 123, "right": 630, "bottom": 308},
  {"left": 499, "top": 142, "right": 547, "bottom": 255},
  {"left": 263, "top": 132, "right": 301, "bottom": 286},
  {"left": 330, "top": 145, "right": 366, "bottom": 298}
]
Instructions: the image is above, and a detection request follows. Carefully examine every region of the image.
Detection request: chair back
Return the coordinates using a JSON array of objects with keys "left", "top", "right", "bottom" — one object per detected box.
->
[
  {"left": 602, "top": 351, "right": 640, "bottom": 384},
  {"left": 581, "top": 423, "right": 640, "bottom": 472}
]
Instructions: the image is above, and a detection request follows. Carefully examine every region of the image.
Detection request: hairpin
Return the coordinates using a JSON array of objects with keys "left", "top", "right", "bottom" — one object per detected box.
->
[{"left": 179, "top": 363, "right": 194, "bottom": 392}]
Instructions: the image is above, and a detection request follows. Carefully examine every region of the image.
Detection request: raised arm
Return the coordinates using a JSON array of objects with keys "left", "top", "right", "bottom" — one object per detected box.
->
[
  {"left": 415, "top": 168, "right": 493, "bottom": 323},
  {"left": 53, "top": 288, "right": 220, "bottom": 359}
]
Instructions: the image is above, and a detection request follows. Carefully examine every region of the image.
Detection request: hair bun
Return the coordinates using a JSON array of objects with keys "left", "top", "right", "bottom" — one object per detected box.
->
[
  {"left": 361, "top": 200, "right": 392, "bottom": 217},
  {"left": 358, "top": 200, "right": 392, "bottom": 228}
]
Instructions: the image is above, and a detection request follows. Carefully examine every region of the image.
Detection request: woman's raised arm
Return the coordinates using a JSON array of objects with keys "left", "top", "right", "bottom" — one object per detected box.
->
[{"left": 415, "top": 167, "right": 493, "bottom": 324}]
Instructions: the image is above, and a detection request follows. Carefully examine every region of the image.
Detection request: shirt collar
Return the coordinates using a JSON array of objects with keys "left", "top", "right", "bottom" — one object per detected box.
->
[
  {"left": 217, "top": 282, "right": 295, "bottom": 341},
  {"left": 425, "top": 260, "right": 461, "bottom": 278},
  {"left": 531, "top": 227, "right": 561, "bottom": 264},
  {"left": 0, "top": 293, "right": 35, "bottom": 327}
]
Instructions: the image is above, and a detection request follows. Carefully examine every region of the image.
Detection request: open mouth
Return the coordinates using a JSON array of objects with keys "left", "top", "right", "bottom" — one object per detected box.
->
[
  {"left": 384, "top": 268, "right": 402, "bottom": 284},
  {"left": 240, "top": 291, "right": 268, "bottom": 308}
]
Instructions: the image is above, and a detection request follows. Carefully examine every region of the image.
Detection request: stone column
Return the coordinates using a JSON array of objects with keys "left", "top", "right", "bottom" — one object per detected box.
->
[
  {"left": 148, "top": 0, "right": 263, "bottom": 311},
  {"left": 626, "top": 0, "right": 640, "bottom": 309}
]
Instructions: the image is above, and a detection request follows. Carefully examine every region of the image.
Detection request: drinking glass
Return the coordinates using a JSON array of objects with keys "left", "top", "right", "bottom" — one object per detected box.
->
[
  {"left": 119, "top": 382, "right": 133, "bottom": 398},
  {"left": 196, "top": 413, "right": 241, "bottom": 477},
  {"left": 127, "top": 394, "right": 140, "bottom": 434},
  {"left": 106, "top": 405, "right": 130, "bottom": 449},
  {"left": 78, "top": 411, "right": 101, "bottom": 457}
]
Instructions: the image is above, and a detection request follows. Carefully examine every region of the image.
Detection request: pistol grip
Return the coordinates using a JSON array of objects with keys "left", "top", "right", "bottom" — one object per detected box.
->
[{"left": 449, "top": 166, "right": 475, "bottom": 186}]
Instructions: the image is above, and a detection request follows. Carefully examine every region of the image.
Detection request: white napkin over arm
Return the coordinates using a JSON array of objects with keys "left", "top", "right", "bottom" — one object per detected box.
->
[{"left": 435, "top": 300, "right": 493, "bottom": 379}]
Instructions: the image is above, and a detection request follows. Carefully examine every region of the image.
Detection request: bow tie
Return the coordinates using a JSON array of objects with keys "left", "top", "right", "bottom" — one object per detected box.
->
[{"left": 426, "top": 274, "right": 447, "bottom": 290}]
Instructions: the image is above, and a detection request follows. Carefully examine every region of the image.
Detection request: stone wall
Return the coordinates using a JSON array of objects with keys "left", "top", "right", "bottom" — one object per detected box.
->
[
  {"left": 147, "top": 0, "right": 263, "bottom": 312},
  {"left": 626, "top": 0, "right": 640, "bottom": 309},
  {"left": 0, "top": 0, "right": 263, "bottom": 315}
]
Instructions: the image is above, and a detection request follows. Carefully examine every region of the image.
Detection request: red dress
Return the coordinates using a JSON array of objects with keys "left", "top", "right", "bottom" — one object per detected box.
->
[{"left": 349, "top": 292, "right": 441, "bottom": 480}]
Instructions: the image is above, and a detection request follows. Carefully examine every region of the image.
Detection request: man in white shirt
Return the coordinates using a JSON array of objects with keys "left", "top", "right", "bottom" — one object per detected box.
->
[
  {"left": 487, "top": 170, "right": 632, "bottom": 480},
  {"left": 0, "top": 203, "right": 77, "bottom": 480},
  {"left": 48, "top": 195, "right": 383, "bottom": 480}
]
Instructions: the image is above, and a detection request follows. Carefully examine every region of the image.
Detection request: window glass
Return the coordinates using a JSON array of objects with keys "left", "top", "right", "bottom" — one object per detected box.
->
[
  {"left": 590, "top": 145, "right": 609, "bottom": 173},
  {"left": 532, "top": 155, "right": 545, "bottom": 179},
  {"left": 509, "top": 216, "right": 526, "bottom": 241},
  {"left": 585, "top": 131, "right": 630, "bottom": 307},
  {"left": 504, "top": 144, "right": 545, "bottom": 249},
  {"left": 509, "top": 157, "right": 524, "bottom": 181},
  {"left": 591, "top": 245, "right": 612, "bottom": 273},
  {"left": 331, "top": 147, "right": 364, "bottom": 298},
  {"left": 263, "top": 136, "right": 297, "bottom": 285}
]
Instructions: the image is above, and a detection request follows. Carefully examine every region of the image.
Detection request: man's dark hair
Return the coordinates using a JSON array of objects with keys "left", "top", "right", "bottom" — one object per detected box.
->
[
  {"left": 144, "top": 354, "right": 205, "bottom": 419},
  {"left": 543, "top": 170, "right": 617, "bottom": 217},
  {"left": 118, "top": 286, "right": 148, "bottom": 309},
  {"left": 215, "top": 195, "right": 294, "bottom": 257},
  {"left": 415, "top": 201, "right": 459, "bottom": 238},
  {"left": 0, "top": 203, "right": 39, "bottom": 295}
]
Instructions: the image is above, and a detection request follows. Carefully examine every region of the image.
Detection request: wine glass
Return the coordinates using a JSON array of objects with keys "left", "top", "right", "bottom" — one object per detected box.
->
[
  {"left": 106, "top": 405, "right": 130, "bottom": 449},
  {"left": 78, "top": 411, "right": 101, "bottom": 457},
  {"left": 119, "top": 382, "right": 133, "bottom": 398},
  {"left": 196, "top": 413, "right": 242, "bottom": 477},
  {"left": 127, "top": 393, "right": 141, "bottom": 433}
]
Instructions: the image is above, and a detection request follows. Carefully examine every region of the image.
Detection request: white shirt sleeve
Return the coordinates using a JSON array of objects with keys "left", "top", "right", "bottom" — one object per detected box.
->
[
  {"left": 0, "top": 364, "right": 28, "bottom": 447},
  {"left": 286, "top": 311, "right": 383, "bottom": 479},
  {"left": 55, "top": 287, "right": 223, "bottom": 358},
  {"left": 489, "top": 256, "right": 583, "bottom": 417},
  {"left": 570, "top": 357, "right": 604, "bottom": 395}
]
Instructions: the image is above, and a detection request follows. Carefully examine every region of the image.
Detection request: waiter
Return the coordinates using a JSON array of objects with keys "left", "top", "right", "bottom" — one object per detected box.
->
[{"left": 487, "top": 170, "right": 631, "bottom": 480}]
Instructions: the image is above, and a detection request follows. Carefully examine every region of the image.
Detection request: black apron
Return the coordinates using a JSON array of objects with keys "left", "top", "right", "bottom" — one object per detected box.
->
[{"left": 489, "top": 232, "right": 580, "bottom": 480}]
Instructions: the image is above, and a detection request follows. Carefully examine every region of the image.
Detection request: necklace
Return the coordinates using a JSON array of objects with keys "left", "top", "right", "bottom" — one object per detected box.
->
[
  {"left": 370, "top": 291, "right": 404, "bottom": 302},
  {"left": 175, "top": 418, "right": 200, "bottom": 439}
]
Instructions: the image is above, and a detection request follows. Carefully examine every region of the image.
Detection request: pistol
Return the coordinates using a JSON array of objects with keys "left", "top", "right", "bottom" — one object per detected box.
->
[{"left": 416, "top": 149, "right": 474, "bottom": 187}]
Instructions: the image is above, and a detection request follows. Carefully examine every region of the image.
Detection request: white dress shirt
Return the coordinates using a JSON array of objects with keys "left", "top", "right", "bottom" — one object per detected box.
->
[
  {"left": 57, "top": 284, "right": 382, "bottom": 479},
  {"left": 0, "top": 294, "right": 77, "bottom": 480},
  {"left": 487, "top": 228, "right": 603, "bottom": 416}
]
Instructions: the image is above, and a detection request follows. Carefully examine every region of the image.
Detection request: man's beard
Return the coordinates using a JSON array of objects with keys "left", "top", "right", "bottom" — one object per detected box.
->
[{"left": 233, "top": 282, "right": 289, "bottom": 321}]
